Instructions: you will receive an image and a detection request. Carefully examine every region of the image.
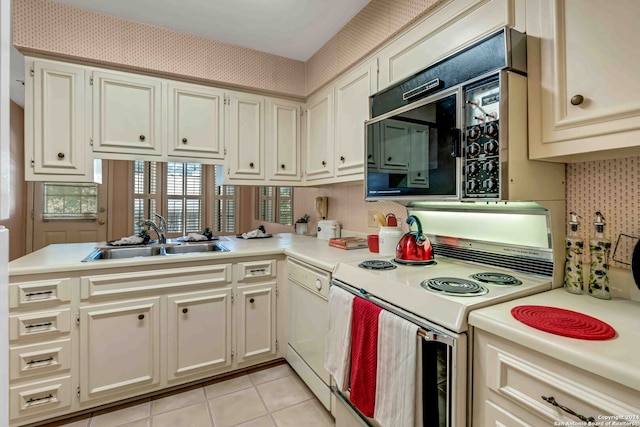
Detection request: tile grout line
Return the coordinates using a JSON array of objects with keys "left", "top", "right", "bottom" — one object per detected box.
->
[{"left": 203, "top": 383, "right": 218, "bottom": 427}]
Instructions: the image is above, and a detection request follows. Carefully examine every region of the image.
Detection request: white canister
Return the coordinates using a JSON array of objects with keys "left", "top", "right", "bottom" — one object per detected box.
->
[
  {"left": 317, "top": 220, "right": 341, "bottom": 240},
  {"left": 378, "top": 226, "right": 403, "bottom": 256}
]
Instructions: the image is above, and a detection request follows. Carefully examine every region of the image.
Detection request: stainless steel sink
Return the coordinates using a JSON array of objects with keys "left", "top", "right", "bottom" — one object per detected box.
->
[
  {"left": 164, "top": 242, "right": 228, "bottom": 254},
  {"left": 82, "top": 242, "right": 229, "bottom": 261}
]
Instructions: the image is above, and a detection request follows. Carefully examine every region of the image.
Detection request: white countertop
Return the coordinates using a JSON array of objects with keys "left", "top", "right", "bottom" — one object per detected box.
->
[
  {"left": 469, "top": 288, "right": 640, "bottom": 392},
  {"left": 8, "top": 233, "right": 376, "bottom": 276}
]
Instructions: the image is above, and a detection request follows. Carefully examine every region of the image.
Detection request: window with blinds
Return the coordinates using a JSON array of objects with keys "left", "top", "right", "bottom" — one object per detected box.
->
[
  {"left": 133, "top": 161, "right": 160, "bottom": 231},
  {"left": 132, "top": 161, "right": 237, "bottom": 236},
  {"left": 42, "top": 183, "right": 98, "bottom": 220},
  {"left": 212, "top": 183, "right": 236, "bottom": 234},
  {"left": 257, "top": 186, "right": 293, "bottom": 225}
]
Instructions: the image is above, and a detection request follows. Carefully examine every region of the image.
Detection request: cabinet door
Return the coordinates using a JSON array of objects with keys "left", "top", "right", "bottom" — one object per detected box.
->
[
  {"left": 267, "top": 99, "right": 301, "bottom": 182},
  {"left": 167, "top": 82, "right": 225, "bottom": 159},
  {"left": 92, "top": 71, "right": 163, "bottom": 156},
  {"left": 408, "top": 124, "right": 430, "bottom": 187},
  {"left": 79, "top": 298, "right": 160, "bottom": 402},
  {"left": 380, "top": 119, "right": 410, "bottom": 171},
  {"left": 228, "top": 92, "right": 265, "bottom": 179},
  {"left": 305, "top": 88, "right": 334, "bottom": 181},
  {"left": 166, "top": 289, "right": 232, "bottom": 381},
  {"left": 335, "top": 58, "right": 378, "bottom": 178},
  {"left": 236, "top": 282, "right": 277, "bottom": 365},
  {"left": 529, "top": 0, "right": 640, "bottom": 159},
  {"left": 26, "top": 60, "right": 89, "bottom": 180}
]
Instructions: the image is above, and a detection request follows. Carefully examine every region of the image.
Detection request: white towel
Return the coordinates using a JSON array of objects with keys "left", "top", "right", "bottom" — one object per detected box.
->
[
  {"left": 110, "top": 235, "right": 144, "bottom": 245},
  {"left": 182, "top": 233, "right": 208, "bottom": 241},
  {"left": 242, "top": 228, "right": 266, "bottom": 239},
  {"left": 324, "top": 286, "right": 354, "bottom": 391},
  {"left": 374, "top": 310, "right": 419, "bottom": 427}
]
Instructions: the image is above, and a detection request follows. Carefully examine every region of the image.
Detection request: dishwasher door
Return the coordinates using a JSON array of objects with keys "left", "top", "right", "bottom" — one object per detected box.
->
[{"left": 286, "top": 258, "right": 331, "bottom": 410}]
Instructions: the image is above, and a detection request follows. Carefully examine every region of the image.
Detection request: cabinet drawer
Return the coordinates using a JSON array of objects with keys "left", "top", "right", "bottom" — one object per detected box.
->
[
  {"left": 9, "top": 309, "right": 71, "bottom": 342},
  {"left": 485, "top": 343, "right": 640, "bottom": 425},
  {"left": 10, "top": 375, "right": 72, "bottom": 421},
  {"left": 10, "top": 339, "right": 71, "bottom": 380},
  {"left": 9, "top": 278, "right": 72, "bottom": 309},
  {"left": 235, "top": 260, "right": 276, "bottom": 282},
  {"left": 80, "top": 264, "right": 232, "bottom": 299}
]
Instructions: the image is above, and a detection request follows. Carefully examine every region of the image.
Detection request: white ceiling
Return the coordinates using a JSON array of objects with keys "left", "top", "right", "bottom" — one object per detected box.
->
[{"left": 50, "top": 0, "right": 371, "bottom": 61}]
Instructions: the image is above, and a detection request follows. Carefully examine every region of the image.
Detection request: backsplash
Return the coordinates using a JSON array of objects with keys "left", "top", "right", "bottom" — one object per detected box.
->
[
  {"left": 250, "top": 183, "right": 409, "bottom": 237},
  {"left": 567, "top": 157, "right": 640, "bottom": 269}
]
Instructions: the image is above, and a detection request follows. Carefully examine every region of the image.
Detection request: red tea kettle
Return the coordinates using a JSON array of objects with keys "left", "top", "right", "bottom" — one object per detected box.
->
[{"left": 395, "top": 215, "right": 433, "bottom": 263}]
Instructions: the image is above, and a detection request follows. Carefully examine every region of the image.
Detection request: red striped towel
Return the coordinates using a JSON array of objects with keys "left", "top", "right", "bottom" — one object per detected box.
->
[{"left": 349, "top": 297, "right": 382, "bottom": 417}]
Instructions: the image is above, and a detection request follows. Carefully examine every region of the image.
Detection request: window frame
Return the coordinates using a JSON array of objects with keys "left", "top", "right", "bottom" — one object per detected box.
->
[
  {"left": 131, "top": 161, "right": 238, "bottom": 237},
  {"left": 256, "top": 186, "right": 294, "bottom": 225}
]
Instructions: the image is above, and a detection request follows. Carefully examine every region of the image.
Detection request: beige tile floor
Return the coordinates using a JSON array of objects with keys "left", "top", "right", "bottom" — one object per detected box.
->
[{"left": 40, "top": 363, "right": 335, "bottom": 427}]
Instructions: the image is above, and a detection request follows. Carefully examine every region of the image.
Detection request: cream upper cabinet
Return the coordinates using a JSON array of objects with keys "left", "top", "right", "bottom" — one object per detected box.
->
[
  {"left": 267, "top": 98, "right": 301, "bottom": 183},
  {"left": 167, "top": 82, "right": 225, "bottom": 160},
  {"left": 25, "top": 59, "right": 93, "bottom": 182},
  {"left": 334, "top": 58, "right": 378, "bottom": 179},
  {"left": 305, "top": 87, "right": 334, "bottom": 182},
  {"left": 527, "top": 0, "right": 640, "bottom": 161},
  {"left": 91, "top": 70, "right": 163, "bottom": 157},
  {"left": 166, "top": 289, "right": 232, "bottom": 381},
  {"left": 79, "top": 298, "right": 161, "bottom": 402},
  {"left": 227, "top": 92, "right": 265, "bottom": 180}
]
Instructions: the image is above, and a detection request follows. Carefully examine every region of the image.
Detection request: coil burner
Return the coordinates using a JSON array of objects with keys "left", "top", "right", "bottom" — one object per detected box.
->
[
  {"left": 421, "top": 277, "right": 488, "bottom": 296},
  {"left": 471, "top": 272, "right": 522, "bottom": 286},
  {"left": 358, "top": 260, "right": 397, "bottom": 271}
]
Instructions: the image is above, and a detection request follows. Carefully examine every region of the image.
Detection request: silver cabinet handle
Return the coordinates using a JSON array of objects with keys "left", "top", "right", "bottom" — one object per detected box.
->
[
  {"left": 27, "top": 356, "right": 54, "bottom": 365},
  {"left": 25, "top": 322, "right": 52, "bottom": 329},
  {"left": 25, "top": 290, "right": 53, "bottom": 297},
  {"left": 541, "top": 396, "right": 595, "bottom": 423},
  {"left": 27, "top": 394, "right": 53, "bottom": 404}
]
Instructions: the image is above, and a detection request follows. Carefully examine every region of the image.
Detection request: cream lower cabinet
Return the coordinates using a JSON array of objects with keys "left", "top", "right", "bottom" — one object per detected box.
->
[
  {"left": 8, "top": 276, "right": 75, "bottom": 427},
  {"left": 472, "top": 329, "right": 640, "bottom": 426},
  {"left": 235, "top": 260, "right": 278, "bottom": 367},
  {"left": 79, "top": 297, "right": 161, "bottom": 402},
  {"left": 166, "top": 288, "right": 233, "bottom": 381}
]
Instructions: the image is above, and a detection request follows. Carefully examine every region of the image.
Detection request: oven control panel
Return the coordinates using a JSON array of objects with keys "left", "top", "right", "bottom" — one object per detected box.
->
[{"left": 463, "top": 77, "right": 501, "bottom": 199}]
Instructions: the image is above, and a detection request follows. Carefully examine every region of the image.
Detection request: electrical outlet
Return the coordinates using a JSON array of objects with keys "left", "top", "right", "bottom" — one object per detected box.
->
[{"left": 367, "top": 210, "right": 382, "bottom": 228}]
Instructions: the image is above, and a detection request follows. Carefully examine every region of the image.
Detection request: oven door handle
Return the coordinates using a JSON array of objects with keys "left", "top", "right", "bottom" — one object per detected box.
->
[{"left": 451, "top": 128, "right": 462, "bottom": 158}]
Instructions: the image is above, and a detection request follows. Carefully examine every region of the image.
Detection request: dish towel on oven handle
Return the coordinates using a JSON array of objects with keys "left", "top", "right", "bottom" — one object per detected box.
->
[
  {"left": 349, "top": 297, "right": 383, "bottom": 418},
  {"left": 374, "top": 310, "right": 419, "bottom": 427},
  {"left": 324, "top": 286, "right": 354, "bottom": 391}
]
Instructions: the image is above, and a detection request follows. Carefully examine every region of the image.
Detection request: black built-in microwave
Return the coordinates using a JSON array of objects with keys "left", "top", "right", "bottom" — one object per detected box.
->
[{"left": 365, "top": 28, "right": 527, "bottom": 202}]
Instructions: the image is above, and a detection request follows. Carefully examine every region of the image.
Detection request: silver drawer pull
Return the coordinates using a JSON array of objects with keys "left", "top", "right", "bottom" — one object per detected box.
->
[
  {"left": 25, "top": 290, "right": 54, "bottom": 297},
  {"left": 27, "top": 356, "right": 54, "bottom": 365},
  {"left": 25, "top": 322, "right": 53, "bottom": 329},
  {"left": 250, "top": 268, "right": 266, "bottom": 274},
  {"left": 27, "top": 394, "right": 53, "bottom": 404},
  {"left": 541, "top": 396, "right": 595, "bottom": 423}
]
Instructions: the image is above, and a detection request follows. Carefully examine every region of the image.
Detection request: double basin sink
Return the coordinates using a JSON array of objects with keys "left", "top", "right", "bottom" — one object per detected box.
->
[{"left": 82, "top": 241, "right": 229, "bottom": 262}]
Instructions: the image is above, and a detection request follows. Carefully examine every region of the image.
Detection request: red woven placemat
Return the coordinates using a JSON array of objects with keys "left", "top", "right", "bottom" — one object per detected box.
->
[{"left": 511, "top": 305, "right": 616, "bottom": 340}]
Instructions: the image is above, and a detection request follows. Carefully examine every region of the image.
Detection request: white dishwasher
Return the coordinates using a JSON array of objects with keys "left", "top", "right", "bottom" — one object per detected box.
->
[{"left": 286, "top": 257, "right": 332, "bottom": 411}]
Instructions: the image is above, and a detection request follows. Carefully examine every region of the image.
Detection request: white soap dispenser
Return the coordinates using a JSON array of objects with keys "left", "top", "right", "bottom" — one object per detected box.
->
[
  {"left": 588, "top": 211, "right": 611, "bottom": 300},
  {"left": 563, "top": 212, "right": 584, "bottom": 294}
]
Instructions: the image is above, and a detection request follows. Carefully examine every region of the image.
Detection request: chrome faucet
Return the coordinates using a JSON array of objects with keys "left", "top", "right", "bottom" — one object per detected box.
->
[{"left": 138, "top": 212, "right": 167, "bottom": 244}]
